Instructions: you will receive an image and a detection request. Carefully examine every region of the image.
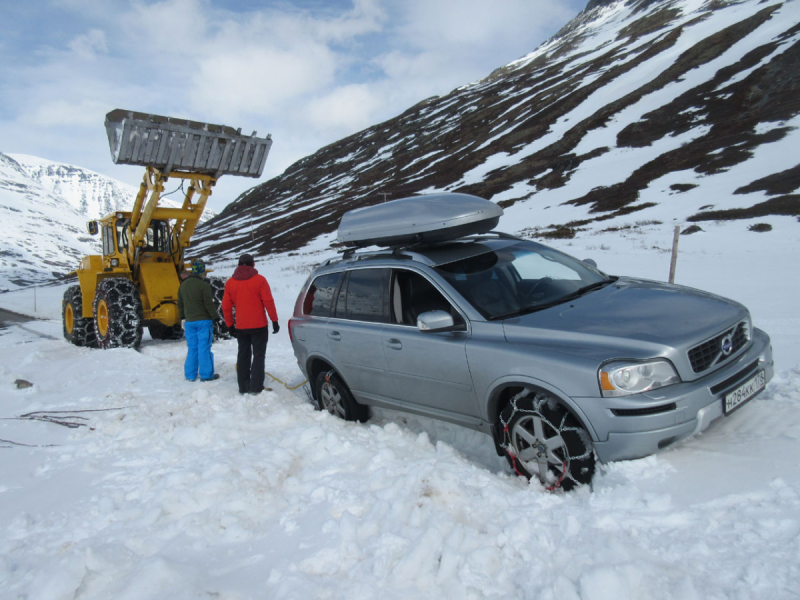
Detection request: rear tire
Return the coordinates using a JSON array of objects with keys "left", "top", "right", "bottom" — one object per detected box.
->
[
  {"left": 499, "top": 390, "right": 595, "bottom": 491},
  {"left": 208, "top": 277, "right": 231, "bottom": 340},
  {"left": 62, "top": 285, "right": 97, "bottom": 347},
  {"left": 314, "top": 371, "right": 369, "bottom": 423},
  {"left": 93, "top": 278, "right": 143, "bottom": 350},
  {"left": 148, "top": 321, "right": 183, "bottom": 340}
]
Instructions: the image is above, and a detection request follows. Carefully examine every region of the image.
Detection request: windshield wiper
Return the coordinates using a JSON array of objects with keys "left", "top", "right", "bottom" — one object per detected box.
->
[{"left": 490, "top": 276, "right": 618, "bottom": 321}]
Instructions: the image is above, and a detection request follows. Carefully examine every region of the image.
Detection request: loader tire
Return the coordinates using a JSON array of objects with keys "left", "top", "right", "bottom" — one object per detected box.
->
[
  {"left": 62, "top": 285, "right": 97, "bottom": 348},
  {"left": 208, "top": 277, "right": 232, "bottom": 340},
  {"left": 148, "top": 321, "right": 183, "bottom": 341},
  {"left": 93, "top": 278, "right": 143, "bottom": 350}
]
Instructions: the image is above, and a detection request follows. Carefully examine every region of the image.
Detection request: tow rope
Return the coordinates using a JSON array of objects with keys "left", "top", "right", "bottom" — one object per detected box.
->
[{"left": 265, "top": 371, "right": 307, "bottom": 390}]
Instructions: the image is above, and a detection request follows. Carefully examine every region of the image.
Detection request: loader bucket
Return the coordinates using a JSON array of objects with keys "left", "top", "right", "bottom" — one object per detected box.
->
[{"left": 104, "top": 109, "right": 272, "bottom": 178}]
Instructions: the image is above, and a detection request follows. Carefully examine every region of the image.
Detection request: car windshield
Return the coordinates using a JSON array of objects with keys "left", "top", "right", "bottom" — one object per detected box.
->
[{"left": 433, "top": 240, "right": 614, "bottom": 320}]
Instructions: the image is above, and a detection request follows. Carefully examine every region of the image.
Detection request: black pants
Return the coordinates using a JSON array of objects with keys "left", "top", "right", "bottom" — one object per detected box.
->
[{"left": 236, "top": 326, "right": 268, "bottom": 394}]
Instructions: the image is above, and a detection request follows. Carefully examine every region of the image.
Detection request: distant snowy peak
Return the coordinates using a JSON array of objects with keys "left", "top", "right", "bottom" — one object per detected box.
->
[
  {"left": 0, "top": 151, "right": 218, "bottom": 289},
  {"left": 0, "top": 152, "right": 99, "bottom": 290},
  {"left": 10, "top": 154, "right": 139, "bottom": 220},
  {"left": 9, "top": 154, "right": 216, "bottom": 222},
  {"left": 194, "top": 0, "right": 800, "bottom": 262}
]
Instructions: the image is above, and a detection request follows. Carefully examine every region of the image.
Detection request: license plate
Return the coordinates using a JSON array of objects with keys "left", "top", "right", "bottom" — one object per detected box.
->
[{"left": 724, "top": 370, "right": 765, "bottom": 415}]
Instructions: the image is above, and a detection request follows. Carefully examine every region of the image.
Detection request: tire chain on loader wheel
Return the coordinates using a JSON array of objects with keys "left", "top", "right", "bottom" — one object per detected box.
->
[
  {"left": 62, "top": 285, "right": 98, "bottom": 348},
  {"left": 147, "top": 321, "right": 183, "bottom": 341},
  {"left": 93, "top": 278, "right": 144, "bottom": 349},
  {"left": 498, "top": 388, "right": 595, "bottom": 491},
  {"left": 208, "top": 277, "right": 232, "bottom": 340}
]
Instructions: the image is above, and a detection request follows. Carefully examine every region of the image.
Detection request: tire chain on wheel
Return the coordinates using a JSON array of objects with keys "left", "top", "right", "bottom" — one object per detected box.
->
[
  {"left": 93, "top": 278, "right": 143, "bottom": 349},
  {"left": 499, "top": 388, "right": 593, "bottom": 490},
  {"left": 62, "top": 285, "right": 97, "bottom": 347},
  {"left": 208, "top": 277, "right": 232, "bottom": 340}
]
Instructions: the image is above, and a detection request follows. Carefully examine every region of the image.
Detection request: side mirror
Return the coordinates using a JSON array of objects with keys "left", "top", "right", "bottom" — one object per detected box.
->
[
  {"left": 417, "top": 310, "right": 466, "bottom": 333},
  {"left": 86, "top": 221, "right": 99, "bottom": 235},
  {"left": 583, "top": 258, "right": 597, "bottom": 268}
]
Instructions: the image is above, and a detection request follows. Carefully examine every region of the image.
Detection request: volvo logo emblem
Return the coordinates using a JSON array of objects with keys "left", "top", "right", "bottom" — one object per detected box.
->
[{"left": 721, "top": 335, "right": 734, "bottom": 356}]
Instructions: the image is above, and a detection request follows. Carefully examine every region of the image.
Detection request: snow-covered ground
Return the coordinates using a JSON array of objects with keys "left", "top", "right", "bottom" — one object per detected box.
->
[{"left": 1, "top": 221, "right": 799, "bottom": 599}]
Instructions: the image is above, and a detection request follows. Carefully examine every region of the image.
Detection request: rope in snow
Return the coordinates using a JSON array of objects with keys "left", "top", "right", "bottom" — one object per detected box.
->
[{"left": 265, "top": 372, "right": 307, "bottom": 390}]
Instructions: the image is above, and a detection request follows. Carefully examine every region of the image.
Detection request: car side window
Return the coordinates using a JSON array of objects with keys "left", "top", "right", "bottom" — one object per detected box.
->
[
  {"left": 391, "top": 270, "right": 463, "bottom": 327},
  {"left": 303, "top": 272, "right": 343, "bottom": 317},
  {"left": 341, "top": 268, "right": 389, "bottom": 323}
]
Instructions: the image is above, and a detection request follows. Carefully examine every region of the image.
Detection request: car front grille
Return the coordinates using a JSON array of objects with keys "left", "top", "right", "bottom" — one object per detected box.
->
[{"left": 688, "top": 321, "right": 750, "bottom": 374}]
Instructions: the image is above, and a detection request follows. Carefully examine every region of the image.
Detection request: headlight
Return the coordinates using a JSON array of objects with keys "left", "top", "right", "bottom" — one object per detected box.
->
[
  {"left": 599, "top": 359, "right": 680, "bottom": 397},
  {"left": 111, "top": 258, "right": 119, "bottom": 267}
]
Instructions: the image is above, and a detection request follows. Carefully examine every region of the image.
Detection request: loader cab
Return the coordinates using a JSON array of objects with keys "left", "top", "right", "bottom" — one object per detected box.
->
[{"left": 99, "top": 213, "right": 172, "bottom": 259}]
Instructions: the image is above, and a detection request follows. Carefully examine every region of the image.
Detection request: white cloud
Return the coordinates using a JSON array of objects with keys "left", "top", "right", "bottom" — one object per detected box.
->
[
  {"left": 305, "top": 83, "right": 385, "bottom": 133},
  {"left": 67, "top": 29, "right": 108, "bottom": 58},
  {"left": 0, "top": 0, "right": 583, "bottom": 211}
]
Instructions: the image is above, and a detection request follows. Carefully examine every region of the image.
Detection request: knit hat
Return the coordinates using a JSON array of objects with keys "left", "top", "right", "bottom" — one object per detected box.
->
[
  {"left": 191, "top": 259, "right": 206, "bottom": 275},
  {"left": 239, "top": 254, "right": 255, "bottom": 266}
]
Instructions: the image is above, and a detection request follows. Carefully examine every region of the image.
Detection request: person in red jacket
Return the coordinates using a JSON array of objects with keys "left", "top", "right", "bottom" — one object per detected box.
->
[{"left": 222, "top": 254, "right": 279, "bottom": 394}]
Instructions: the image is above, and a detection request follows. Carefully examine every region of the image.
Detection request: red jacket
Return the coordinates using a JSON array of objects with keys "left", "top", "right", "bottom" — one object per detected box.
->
[{"left": 222, "top": 266, "right": 278, "bottom": 329}]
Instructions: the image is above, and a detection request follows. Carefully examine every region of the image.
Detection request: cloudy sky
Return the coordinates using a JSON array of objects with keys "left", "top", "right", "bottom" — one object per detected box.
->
[{"left": 1, "top": 0, "right": 584, "bottom": 211}]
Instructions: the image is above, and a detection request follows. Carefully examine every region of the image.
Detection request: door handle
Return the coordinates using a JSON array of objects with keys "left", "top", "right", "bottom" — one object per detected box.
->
[
  {"left": 328, "top": 331, "right": 341, "bottom": 341},
  {"left": 385, "top": 338, "right": 402, "bottom": 350}
]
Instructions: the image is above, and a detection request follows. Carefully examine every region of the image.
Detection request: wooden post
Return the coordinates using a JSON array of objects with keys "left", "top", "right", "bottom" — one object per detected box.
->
[{"left": 669, "top": 225, "right": 680, "bottom": 283}]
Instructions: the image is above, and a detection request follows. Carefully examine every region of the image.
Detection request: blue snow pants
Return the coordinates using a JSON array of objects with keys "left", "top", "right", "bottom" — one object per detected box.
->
[{"left": 184, "top": 320, "right": 215, "bottom": 381}]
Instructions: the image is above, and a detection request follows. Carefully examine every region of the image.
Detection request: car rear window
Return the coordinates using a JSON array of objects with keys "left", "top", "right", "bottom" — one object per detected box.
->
[
  {"left": 303, "top": 272, "right": 343, "bottom": 317},
  {"left": 342, "top": 268, "right": 389, "bottom": 323}
]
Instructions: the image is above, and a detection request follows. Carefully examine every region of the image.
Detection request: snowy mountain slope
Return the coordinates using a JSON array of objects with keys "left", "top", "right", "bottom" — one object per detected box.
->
[
  {"left": 0, "top": 153, "right": 99, "bottom": 290},
  {"left": 9, "top": 154, "right": 146, "bottom": 220},
  {"left": 194, "top": 0, "right": 800, "bottom": 261},
  {"left": 0, "top": 153, "right": 217, "bottom": 289},
  {"left": 10, "top": 154, "right": 217, "bottom": 224}
]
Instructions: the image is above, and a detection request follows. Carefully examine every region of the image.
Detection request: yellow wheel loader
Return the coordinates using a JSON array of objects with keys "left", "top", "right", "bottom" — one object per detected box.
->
[{"left": 62, "top": 109, "right": 272, "bottom": 350}]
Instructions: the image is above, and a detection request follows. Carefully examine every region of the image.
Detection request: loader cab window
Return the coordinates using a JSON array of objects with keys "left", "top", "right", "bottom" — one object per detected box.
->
[
  {"left": 144, "top": 220, "right": 170, "bottom": 253},
  {"left": 116, "top": 219, "right": 130, "bottom": 252},
  {"left": 102, "top": 225, "right": 116, "bottom": 256}
]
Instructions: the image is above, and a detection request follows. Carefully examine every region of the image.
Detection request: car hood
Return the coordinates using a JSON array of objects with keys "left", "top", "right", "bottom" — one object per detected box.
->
[{"left": 502, "top": 277, "right": 746, "bottom": 354}]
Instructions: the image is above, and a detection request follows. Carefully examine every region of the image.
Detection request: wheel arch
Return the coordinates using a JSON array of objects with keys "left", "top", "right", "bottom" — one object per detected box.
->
[{"left": 486, "top": 376, "right": 598, "bottom": 454}]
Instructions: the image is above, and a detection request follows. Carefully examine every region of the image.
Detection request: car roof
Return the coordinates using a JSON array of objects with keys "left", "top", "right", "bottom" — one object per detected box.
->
[{"left": 319, "top": 234, "right": 527, "bottom": 271}]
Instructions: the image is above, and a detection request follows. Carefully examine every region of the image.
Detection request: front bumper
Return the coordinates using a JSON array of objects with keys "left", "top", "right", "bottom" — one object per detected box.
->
[{"left": 577, "top": 328, "right": 774, "bottom": 463}]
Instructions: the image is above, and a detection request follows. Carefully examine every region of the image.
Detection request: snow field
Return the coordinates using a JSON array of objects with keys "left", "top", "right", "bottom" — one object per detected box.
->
[{"left": 1, "top": 220, "right": 799, "bottom": 599}]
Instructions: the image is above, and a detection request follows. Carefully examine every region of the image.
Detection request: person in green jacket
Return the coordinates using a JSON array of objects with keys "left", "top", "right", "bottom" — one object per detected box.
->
[{"left": 177, "top": 259, "right": 219, "bottom": 381}]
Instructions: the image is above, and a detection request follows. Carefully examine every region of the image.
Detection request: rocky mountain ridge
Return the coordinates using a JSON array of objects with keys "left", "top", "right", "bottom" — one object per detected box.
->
[{"left": 193, "top": 0, "right": 800, "bottom": 262}]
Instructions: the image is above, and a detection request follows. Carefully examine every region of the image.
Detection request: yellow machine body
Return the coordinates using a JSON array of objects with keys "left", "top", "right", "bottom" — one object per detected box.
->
[{"left": 74, "top": 168, "right": 214, "bottom": 327}]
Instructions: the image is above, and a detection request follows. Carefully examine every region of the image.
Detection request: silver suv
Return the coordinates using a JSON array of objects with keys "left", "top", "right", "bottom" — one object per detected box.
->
[{"left": 288, "top": 194, "right": 773, "bottom": 490}]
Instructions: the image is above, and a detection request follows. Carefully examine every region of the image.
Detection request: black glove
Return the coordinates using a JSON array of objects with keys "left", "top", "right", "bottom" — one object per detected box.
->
[
  {"left": 229, "top": 325, "right": 237, "bottom": 338},
  {"left": 272, "top": 322, "right": 280, "bottom": 335}
]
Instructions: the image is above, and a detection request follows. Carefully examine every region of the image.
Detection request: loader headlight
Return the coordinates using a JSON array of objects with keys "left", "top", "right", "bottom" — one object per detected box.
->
[
  {"left": 599, "top": 359, "right": 680, "bottom": 397},
  {"left": 111, "top": 258, "right": 119, "bottom": 267}
]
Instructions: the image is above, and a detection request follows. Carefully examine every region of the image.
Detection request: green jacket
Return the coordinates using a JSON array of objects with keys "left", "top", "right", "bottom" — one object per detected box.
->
[{"left": 178, "top": 276, "right": 218, "bottom": 322}]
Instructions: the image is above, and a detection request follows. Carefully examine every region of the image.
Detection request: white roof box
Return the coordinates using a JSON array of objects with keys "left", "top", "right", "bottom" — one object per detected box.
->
[{"left": 337, "top": 193, "right": 504, "bottom": 248}]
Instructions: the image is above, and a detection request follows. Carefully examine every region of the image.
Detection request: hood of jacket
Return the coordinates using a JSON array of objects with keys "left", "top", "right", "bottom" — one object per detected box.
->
[{"left": 233, "top": 265, "right": 258, "bottom": 281}]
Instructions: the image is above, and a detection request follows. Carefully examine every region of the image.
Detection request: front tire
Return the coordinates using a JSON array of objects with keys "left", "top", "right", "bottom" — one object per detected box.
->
[
  {"left": 314, "top": 371, "right": 369, "bottom": 423},
  {"left": 208, "top": 277, "right": 231, "bottom": 340},
  {"left": 499, "top": 390, "right": 595, "bottom": 491},
  {"left": 62, "top": 285, "right": 97, "bottom": 347},
  {"left": 148, "top": 321, "right": 183, "bottom": 340},
  {"left": 93, "top": 278, "right": 143, "bottom": 350}
]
